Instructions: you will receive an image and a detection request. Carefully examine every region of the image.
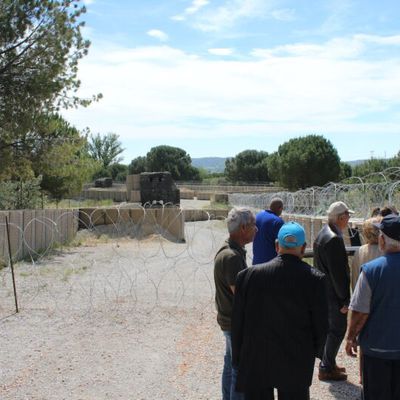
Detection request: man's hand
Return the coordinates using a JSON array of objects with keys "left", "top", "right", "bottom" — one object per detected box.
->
[
  {"left": 340, "top": 306, "right": 348, "bottom": 314},
  {"left": 345, "top": 338, "right": 358, "bottom": 357},
  {"left": 346, "top": 310, "right": 369, "bottom": 358}
]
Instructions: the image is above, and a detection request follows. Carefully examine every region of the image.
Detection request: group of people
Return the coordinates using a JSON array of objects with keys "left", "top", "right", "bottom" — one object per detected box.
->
[{"left": 214, "top": 199, "right": 400, "bottom": 400}]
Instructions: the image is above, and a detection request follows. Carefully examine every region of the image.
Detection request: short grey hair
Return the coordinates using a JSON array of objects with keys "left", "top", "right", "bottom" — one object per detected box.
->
[
  {"left": 381, "top": 232, "right": 400, "bottom": 251},
  {"left": 227, "top": 207, "right": 254, "bottom": 234}
]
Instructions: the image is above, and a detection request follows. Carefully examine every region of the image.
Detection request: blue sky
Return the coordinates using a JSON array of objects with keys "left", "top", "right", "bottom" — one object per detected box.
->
[{"left": 64, "top": 0, "right": 400, "bottom": 163}]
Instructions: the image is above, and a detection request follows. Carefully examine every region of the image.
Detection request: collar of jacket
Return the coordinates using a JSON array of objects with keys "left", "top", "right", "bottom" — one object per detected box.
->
[
  {"left": 277, "top": 253, "right": 302, "bottom": 263},
  {"left": 227, "top": 238, "right": 247, "bottom": 256},
  {"left": 328, "top": 222, "right": 342, "bottom": 237}
]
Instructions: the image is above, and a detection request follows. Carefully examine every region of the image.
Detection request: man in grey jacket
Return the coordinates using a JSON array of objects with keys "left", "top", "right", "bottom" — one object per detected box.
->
[{"left": 313, "top": 201, "right": 354, "bottom": 381}]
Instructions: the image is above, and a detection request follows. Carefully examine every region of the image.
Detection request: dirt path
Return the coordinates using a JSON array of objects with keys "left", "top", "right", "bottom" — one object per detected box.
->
[{"left": 0, "top": 221, "right": 361, "bottom": 399}]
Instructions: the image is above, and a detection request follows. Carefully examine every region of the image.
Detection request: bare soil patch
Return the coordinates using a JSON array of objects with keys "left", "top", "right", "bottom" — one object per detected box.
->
[{"left": 0, "top": 221, "right": 361, "bottom": 399}]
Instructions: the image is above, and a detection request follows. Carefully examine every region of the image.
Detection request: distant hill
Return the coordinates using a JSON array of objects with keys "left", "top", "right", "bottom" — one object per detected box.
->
[
  {"left": 344, "top": 159, "right": 368, "bottom": 167},
  {"left": 192, "top": 157, "right": 366, "bottom": 173},
  {"left": 192, "top": 157, "right": 227, "bottom": 173}
]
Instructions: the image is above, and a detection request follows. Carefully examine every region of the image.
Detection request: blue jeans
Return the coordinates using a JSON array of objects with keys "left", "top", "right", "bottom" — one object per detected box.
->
[{"left": 222, "top": 331, "right": 245, "bottom": 400}]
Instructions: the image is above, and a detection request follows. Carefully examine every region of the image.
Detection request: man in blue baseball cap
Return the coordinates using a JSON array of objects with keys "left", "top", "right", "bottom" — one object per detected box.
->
[
  {"left": 232, "top": 222, "right": 328, "bottom": 400},
  {"left": 346, "top": 213, "right": 400, "bottom": 400}
]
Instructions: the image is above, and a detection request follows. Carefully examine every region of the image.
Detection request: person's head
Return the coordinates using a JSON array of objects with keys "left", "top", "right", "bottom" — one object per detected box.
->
[
  {"left": 362, "top": 217, "right": 381, "bottom": 245},
  {"left": 374, "top": 214, "right": 400, "bottom": 253},
  {"left": 370, "top": 205, "right": 399, "bottom": 218},
  {"left": 227, "top": 207, "right": 257, "bottom": 246},
  {"left": 276, "top": 221, "right": 307, "bottom": 258},
  {"left": 380, "top": 205, "right": 399, "bottom": 217},
  {"left": 327, "top": 201, "right": 354, "bottom": 230},
  {"left": 269, "top": 197, "right": 284, "bottom": 216},
  {"left": 371, "top": 207, "right": 381, "bottom": 217}
]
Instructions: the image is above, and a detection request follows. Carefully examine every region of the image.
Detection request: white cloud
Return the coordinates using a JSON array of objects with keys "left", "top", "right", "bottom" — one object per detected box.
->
[
  {"left": 354, "top": 34, "right": 400, "bottom": 46},
  {"left": 185, "top": 0, "right": 272, "bottom": 32},
  {"left": 173, "top": 1, "right": 294, "bottom": 32},
  {"left": 147, "top": 29, "right": 169, "bottom": 42},
  {"left": 319, "top": 0, "right": 354, "bottom": 33},
  {"left": 270, "top": 8, "right": 296, "bottom": 22},
  {"left": 171, "top": 15, "right": 185, "bottom": 21},
  {"left": 186, "top": 0, "right": 210, "bottom": 15},
  {"left": 82, "top": 0, "right": 95, "bottom": 4},
  {"left": 64, "top": 35, "right": 400, "bottom": 153},
  {"left": 208, "top": 48, "right": 234, "bottom": 56},
  {"left": 172, "top": 0, "right": 210, "bottom": 21},
  {"left": 251, "top": 34, "right": 400, "bottom": 60}
]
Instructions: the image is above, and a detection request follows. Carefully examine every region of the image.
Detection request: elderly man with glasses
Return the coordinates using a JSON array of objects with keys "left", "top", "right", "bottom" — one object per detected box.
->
[{"left": 313, "top": 201, "right": 354, "bottom": 381}]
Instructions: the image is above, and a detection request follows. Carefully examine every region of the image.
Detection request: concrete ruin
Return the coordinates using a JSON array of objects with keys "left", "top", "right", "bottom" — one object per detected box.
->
[{"left": 139, "top": 172, "right": 180, "bottom": 206}]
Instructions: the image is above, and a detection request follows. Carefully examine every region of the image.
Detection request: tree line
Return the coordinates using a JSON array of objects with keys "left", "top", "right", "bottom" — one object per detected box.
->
[{"left": 130, "top": 137, "right": 400, "bottom": 191}]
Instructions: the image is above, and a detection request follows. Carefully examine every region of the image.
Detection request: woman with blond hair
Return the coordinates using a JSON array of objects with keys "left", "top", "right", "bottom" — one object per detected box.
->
[{"left": 351, "top": 217, "right": 383, "bottom": 290}]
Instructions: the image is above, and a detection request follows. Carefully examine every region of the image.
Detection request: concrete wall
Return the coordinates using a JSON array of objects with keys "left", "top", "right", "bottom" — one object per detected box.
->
[
  {"left": 183, "top": 209, "right": 229, "bottom": 221},
  {"left": 178, "top": 184, "right": 283, "bottom": 193},
  {"left": 81, "top": 188, "right": 127, "bottom": 202},
  {"left": 0, "top": 209, "right": 78, "bottom": 262},
  {"left": 79, "top": 206, "right": 185, "bottom": 242},
  {"left": 0, "top": 207, "right": 365, "bottom": 265}
]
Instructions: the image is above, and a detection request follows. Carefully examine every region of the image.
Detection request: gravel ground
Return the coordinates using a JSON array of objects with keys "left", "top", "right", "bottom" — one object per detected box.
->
[{"left": 0, "top": 221, "right": 361, "bottom": 400}]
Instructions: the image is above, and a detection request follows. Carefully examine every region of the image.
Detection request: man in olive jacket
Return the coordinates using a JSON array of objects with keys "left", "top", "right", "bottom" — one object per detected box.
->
[
  {"left": 313, "top": 201, "right": 354, "bottom": 381},
  {"left": 232, "top": 222, "right": 328, "bottom": 400},
  {"left": 214, "top": 207, "right": 257, "bottom": 400}
]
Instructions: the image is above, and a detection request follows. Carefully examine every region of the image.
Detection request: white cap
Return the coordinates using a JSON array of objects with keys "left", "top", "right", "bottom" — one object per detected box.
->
[{"left": 327, "top": 201, "right": 355, "bottom": 217}]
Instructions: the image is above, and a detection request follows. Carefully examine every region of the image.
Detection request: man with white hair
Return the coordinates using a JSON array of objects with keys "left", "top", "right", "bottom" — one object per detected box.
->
[
  {"left": 214, "top": 207, "right": 257, "bottom": 400},
  {"left": 313, "top": 201, "right": 354, "bottom": 381},
  {"left": 346, "top": 214, "right": 400, "bottom": 400}
]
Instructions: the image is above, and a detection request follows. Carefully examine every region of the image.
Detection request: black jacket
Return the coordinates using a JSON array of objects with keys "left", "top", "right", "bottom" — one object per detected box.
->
[
  {"left": 313, "top": 223, "right": 350, "bottom": 307},
  {"left": 231, "top": 254, "right": 328, "bottom": 392}
]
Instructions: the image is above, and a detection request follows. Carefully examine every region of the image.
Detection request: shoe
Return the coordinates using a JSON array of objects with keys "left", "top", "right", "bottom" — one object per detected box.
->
[
  {"left": 318, "top": 370, "right": 348, "bottom": 381},
  {"left": 334, "top": 365, "right": 346, "bottom": 373}
]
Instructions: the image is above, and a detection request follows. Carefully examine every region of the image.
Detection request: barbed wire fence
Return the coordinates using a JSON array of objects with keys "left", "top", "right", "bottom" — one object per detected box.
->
[
  {"left": 0, "top": 205, "right": 230, "bottom": 320},
  {"left": 1, "top": 168, "right": 399, "bottom": 320},
  {"left": 229, "top": 167, "right": 400, "bottom": 219}
]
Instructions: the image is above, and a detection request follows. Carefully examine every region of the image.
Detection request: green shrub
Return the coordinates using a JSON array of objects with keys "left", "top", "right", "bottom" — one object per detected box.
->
[{"left": 0, "top": 177, "right": 43, "bottom": 210}]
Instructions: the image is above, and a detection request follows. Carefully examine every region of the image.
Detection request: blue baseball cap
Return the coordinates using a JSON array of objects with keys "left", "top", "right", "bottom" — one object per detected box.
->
[
  {"left": 278, "top": 222, "right": 306, "bottom": 248},
  {"left": 374, "top": 214, "right": 400, "bottom": 241}
]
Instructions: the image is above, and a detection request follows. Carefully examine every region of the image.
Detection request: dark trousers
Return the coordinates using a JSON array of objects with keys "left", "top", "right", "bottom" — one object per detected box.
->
[
  {"left": 245, "top": 387, "right": 310, "bottom": 400},
  {"left": 320, "top": 299, "right": 347, "bottom": 371},
  {"left": 362, "top": 354, "right": 400, "bottom": 400}
]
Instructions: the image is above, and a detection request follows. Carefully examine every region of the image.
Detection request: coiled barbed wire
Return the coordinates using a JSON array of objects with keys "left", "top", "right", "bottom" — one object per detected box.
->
[
  {"left": 1, "top": 168, "right": 399, "bottom": 319},
  {"left": 229, "top": 167, "right": 400, "bottom": 218},
  {"left": 0, "top": 204, "right": 229, "bottom": 319}
]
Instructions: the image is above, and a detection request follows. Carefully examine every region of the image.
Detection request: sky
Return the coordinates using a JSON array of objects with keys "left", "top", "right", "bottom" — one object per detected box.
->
[{"left": 64, "top": 0, "right": 400, "bottom": 164}]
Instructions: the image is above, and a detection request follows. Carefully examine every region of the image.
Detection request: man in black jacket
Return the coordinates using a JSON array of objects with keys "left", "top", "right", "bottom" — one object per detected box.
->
[
  {"left": 313, "top": 201, "right": 354, "bottom": 381},
  {"left": 232, "top": 222, "right": 328, "bottom": 400}
]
